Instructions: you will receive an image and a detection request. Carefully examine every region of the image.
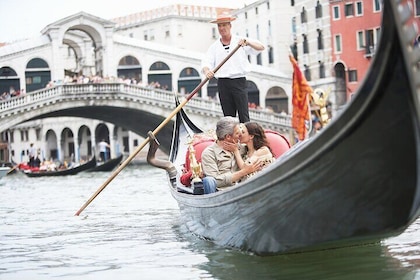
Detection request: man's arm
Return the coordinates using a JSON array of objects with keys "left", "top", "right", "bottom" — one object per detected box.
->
[
  {"left": 239, "top": 38, "right": 265, "bottom": 51},
  {"left": 201, "top": 43, "right": 217, "bottom": 79}
]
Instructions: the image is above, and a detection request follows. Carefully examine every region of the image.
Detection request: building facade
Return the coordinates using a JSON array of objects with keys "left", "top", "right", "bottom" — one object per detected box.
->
[
  {"left": 292, "top": 0, "right": 420, "bottom": 109},
  {"left": 329, "top": 0, "right": 419, "bottom": 101},
  {"left": 330, "top": 0, "right": 382, "bottom": 102}
]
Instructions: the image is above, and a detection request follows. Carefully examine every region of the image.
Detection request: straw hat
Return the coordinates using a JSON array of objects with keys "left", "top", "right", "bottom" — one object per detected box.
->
[{"left": 210, "top": 12, "right": 237, "bottom": 24}]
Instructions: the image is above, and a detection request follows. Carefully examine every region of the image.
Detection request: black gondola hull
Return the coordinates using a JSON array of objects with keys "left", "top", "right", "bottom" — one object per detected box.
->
[
  {"left": 87, "top": 155, "right": 123, "bottom": 172},
  {"left": 24, "top": 157, "right": 97, "bottom": 177},
  {"left": 161, "top": 0, "right": 420, "bottom": 255}
]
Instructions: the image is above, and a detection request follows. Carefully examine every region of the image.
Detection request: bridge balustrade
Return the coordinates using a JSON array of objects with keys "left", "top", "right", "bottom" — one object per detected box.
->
[{"left": 0, "top": 83, "right": 292, "bottom": 133}]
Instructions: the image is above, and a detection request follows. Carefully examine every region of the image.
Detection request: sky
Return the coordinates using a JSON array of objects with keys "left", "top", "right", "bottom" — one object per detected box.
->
[{"left": 0, "top": 0, "right": 255, "bottom": 43}]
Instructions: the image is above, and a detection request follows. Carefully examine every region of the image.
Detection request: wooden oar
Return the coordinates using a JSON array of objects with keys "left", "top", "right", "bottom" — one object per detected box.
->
[
  {"left": 75, "top": 43, "right": 242, "bottom": 216},
  {"left": 7, "top": 164, "right": 19, "bottom": 174}
]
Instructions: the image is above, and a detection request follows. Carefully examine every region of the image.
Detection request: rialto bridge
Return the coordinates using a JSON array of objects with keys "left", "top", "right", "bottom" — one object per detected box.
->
[{"left": 0, "top": 11, "right": 293, "bottom": 115}]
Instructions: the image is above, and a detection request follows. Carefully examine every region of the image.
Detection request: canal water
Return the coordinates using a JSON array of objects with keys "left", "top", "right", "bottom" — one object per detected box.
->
[{"left": 1, "top": 165, "right": 419, "bottom": 280}]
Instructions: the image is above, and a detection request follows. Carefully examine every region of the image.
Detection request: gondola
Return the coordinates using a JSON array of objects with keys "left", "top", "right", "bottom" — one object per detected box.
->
[
  {"left": 87, "top": 154, "right": 123, "bottom": 172},
  {"left": 147, "top": 0, "right": 420, "bottom": 255},
  {"left": 22, "top": 156, "right": 97, "bottom": 177}
]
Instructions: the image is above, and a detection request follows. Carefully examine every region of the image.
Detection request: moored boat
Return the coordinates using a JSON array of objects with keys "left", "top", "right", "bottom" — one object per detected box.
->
[
  {"left": 21, "top": 156, "right": 97, "bottom": 177},
  {"left": 87, "top": 154, "right": 123, "bottom": 172},
  {"left": 148, "top": 0, "right": 420, "bottom": 255}
]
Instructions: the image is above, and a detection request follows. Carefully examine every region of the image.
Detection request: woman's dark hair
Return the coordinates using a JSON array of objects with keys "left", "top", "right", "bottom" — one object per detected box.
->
[{"left": 245, "top": 122, "right": 272, "bottom": 152}]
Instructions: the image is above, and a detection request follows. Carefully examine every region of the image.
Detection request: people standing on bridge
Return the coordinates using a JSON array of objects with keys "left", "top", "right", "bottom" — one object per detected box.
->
[
  {"left": 201, "top": 12, "right": 265, "bottom": 123},
  {"left": 98, "top": 139, "right": 110, "bottom": 162}
]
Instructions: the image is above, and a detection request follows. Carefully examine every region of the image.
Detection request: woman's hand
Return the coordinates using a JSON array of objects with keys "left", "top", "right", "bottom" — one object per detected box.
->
[{"left": 222, "top": 141, "right": 239, "bottom": 153}]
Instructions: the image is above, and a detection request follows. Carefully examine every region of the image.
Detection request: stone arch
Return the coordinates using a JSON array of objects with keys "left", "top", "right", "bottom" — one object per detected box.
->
[
  {"left": 95, "top": 123, "right": 110, "bottom": 160},
  {"left": 62, "top": 29, "right": 101, "bottom": 77},
  {"left": 61, "top": 127, "right": 75, "bottom": 162},
  {"left": 0, "top": 66, "right": 20, "bottom": 94},
  {"left": 58, "top": 23, "right": 105, "bottom": 46},
  {"left": 148, "top": 61, "right": 172, "bottom": 90},
  {"left": 25, "top": 58, "right": 51, "bottom": 92},
  {"left": 45, "top": 129, "right": 58, "bottom": 161},
  {"left": 62, "top": 36, "right": 84, "bottom": 77},
  {"left": 178, "top": 67, "right": 200, "bottom": 95},
  {"left": 95, "top": 123, "right": 110, "bottom": 145},
  {"left": 63, "top": 38, "right": 83, "bottom": 61},
  {"left": 78, "top": 125, "right": 92, "bottom": 159},
  {"left": 42, "top": 12, "right": 116, "bottom": 78},
  {"left": 117, "top": 55, "right": 142, "bottom": 83},
  {"left": 266, "top": 86, "right": 288, "bottom": 113},
  {"left": 333, "top": 62, "right": 347, "bottom": 106},
  {"left": 247, "top": 80, "right": 260, "bottom": 107}
]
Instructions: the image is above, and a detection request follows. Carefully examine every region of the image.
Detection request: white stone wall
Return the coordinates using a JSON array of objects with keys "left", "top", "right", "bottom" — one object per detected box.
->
[{"left": 8, "top": 118, "right": 138, "bottom": 164}]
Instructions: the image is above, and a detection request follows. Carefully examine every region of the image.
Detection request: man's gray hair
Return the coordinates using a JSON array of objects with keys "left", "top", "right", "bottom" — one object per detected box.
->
[{"left": 216, "top": 116, "right": 239, "bottom": 140}]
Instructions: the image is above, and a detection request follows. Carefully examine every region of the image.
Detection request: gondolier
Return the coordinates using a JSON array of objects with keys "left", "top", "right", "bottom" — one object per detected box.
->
[
  {"left": 202, "top": 12, "right": 264, "bottom": 123},
  {"left": 28, "top": 143, "right": 37, "bottom": 167},
  {"left": 98, "top": 139, "right": 110, "bottom": 162}
]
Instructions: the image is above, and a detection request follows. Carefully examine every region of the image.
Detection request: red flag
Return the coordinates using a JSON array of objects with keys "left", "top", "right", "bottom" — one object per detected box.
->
[{"left": 289, "top": 55, "right": 312, "bottom": 141}]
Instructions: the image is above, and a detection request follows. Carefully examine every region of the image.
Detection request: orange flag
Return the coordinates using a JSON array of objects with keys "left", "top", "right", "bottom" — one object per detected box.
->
[{"left": 289, "top": 55, "right": 312, "bottom": 141}]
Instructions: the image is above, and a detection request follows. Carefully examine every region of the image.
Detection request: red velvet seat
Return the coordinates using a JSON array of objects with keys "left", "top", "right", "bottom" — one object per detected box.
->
[{"left": 264, "top": 130, "right": 291, "bottom": 159}]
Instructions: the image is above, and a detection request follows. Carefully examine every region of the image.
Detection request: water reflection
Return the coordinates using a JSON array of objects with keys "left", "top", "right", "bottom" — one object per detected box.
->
[
  {"left": 178, "top": 221, "right": 420, "bottom": 280},
  {"left": 0, "top": 166, "right": 419, "bottom": 279}
]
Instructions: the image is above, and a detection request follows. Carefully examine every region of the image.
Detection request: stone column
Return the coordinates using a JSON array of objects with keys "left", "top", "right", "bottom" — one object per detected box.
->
[
  {"left": 102, "top": 25, "right": 117, "bottom": 78},
  {"left": 49, "top": 27, "right": 65, "bottom": 83},
  {"left": 73, "top": 136, "right": 80, "bottom": 163},
  {"left": 57, "top": 135, "right": 62, "bottom": 163},
  {"left": 108, "top": 123, "right": 115, "bottom": 159},
  {"left": 91, "top": 133, "right": 97, "bottom": 160}
]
